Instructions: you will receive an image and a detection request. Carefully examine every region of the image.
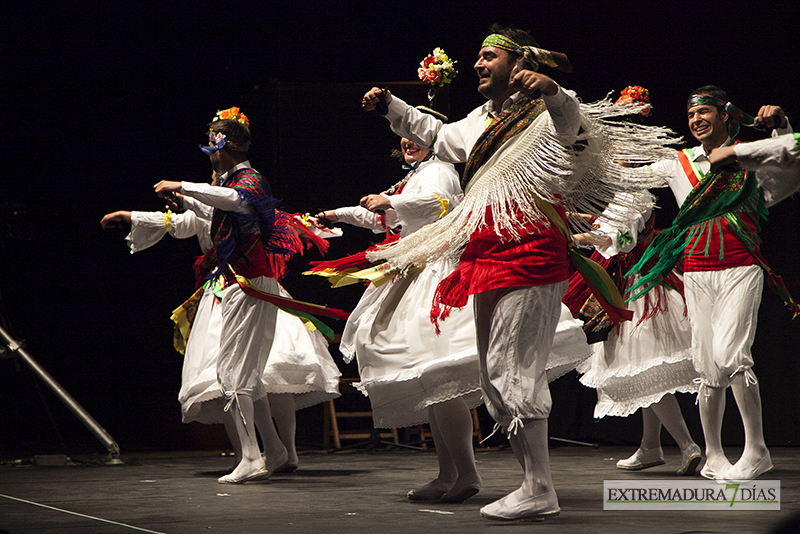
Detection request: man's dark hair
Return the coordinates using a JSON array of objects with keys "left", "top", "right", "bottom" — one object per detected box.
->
[
  {"left": 487, "top": 24, "right": 539, "bottom": 63},
  {"left": 688, "top": 85, "right": 729, "bottom": 108},
  {"left": 209, "top": 119, "right": 251, "bottom": 147}
]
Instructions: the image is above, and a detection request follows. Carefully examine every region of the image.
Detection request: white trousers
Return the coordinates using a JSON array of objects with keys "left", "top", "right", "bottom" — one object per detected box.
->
[
  {"left": 474, "top": 282, "right": 566, "bottom": 430},
  {"left": 684, "top": 265, "right": 762, "bottom": 387},
  {"left": 217, "top": 276, "right": 279, "bottom": 402}
]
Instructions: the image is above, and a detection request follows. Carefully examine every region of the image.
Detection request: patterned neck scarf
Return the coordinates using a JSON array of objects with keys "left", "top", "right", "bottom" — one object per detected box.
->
[
  {"left": 626, "top": 169, "right": 765, "bottom": 300},
  {"left": 461, "top": 96, "right": 546, "bottom": 189}
]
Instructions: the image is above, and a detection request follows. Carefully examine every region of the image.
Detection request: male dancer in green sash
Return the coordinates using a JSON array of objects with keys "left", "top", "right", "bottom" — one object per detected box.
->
[{"left": 627, "top": 86, "right": 794, "bottom": 482}]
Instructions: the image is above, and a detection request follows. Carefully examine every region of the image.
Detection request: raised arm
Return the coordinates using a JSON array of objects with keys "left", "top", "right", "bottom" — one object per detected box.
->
[{"left": 154, "top": 180, "right": 255, "bottom": 216}]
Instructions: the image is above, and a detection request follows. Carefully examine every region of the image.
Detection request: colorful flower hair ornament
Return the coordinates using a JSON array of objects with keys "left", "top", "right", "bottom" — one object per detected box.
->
[
  {"left": 418, "top": 47, "right": 457, "bottom": 87},
  {"left": 201, "top": 107, "right": 252, "bottom": 154},
  {"left": 417, "top": 47, "right": 457, "bottom": 116},
  {"left": 616, "top": 85, "right": 652, "bottom": 117},
  {"left": 213, "top": 106, "right": 249, "bottom": 127}
]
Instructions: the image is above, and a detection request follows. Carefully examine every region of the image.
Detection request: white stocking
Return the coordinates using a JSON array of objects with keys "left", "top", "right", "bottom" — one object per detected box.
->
[
  {"left": 482, "top": 418, "right": 559, "bottom": 519},
  {"left": 225, "top": 393, "right": 266, "bottom": 479},
  {"left": 427, "top": 405, "right": 457, "bottom": 487},
  {"left": 253, "top": 396, "right": 286, "bottom": 462},
  {"left": 223, "top": 408, "right": 243, "bottom": 465},
  {"left": 268, "top": 393, "right": 298, "bottom": 465},
  {"left": 730, "top": 371, "right": 769, "bottom": 464},
  {"left": 430, "top": 398, "right": 481, "bottom": 500},
  {"left": 698, "top": 385, "right": 731, "bottom": 473},
  {"left": 639, "top": 406, "right": 663, "bottom": 451},
  {"left": 650, "top": 394, "right": 696, "bottom": 451},
  {"left": 510, "top": 418, "right": 555, "bottom": 497}
]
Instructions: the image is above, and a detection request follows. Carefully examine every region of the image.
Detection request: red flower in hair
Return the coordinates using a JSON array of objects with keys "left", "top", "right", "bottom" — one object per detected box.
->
[{"left": 616, "top": 86, "right": 652, "bottom": 116}]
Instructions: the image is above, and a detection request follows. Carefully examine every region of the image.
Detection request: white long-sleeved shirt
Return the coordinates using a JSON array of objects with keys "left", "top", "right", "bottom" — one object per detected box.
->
[
  {"left": 648, "top": 124, "right": 793, "bottom": 207},
  {"left": 127, "top": 210, "right": 212, "bottom": 254},
  {"left": 335, "top": 158, "right": 461, "bottom": 238},
  {"left": 180, "top": 161, "right": 257, "bottom": 216},
  {"left": 592, "top": 192, "right": 654, "bottom": 259},
  {"left": 734, "top": 133, "right": 800, "bottom": 206},
  {"left": 385, "top": 87, "right": 581, "bottom": 164}
]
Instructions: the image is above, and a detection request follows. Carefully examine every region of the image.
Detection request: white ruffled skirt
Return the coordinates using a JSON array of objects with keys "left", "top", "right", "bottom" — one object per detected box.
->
[
  {"left": 340, "top": 258, "right": 591, "bottom": 428},
  {"left": 178, "top": 283, "right": 341, "bottom": 424},
  {"left": 578, "top": 276, "right": 698, "bottom": 418}
]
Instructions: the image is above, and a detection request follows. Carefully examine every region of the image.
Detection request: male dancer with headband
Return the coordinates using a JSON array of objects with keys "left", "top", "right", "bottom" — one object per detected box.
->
[
  {"left": 363, "top": 25, "right": 670, "bottom": 520},
  {"left": 626, "top": 86, "right": 793, "bottom": 482}
]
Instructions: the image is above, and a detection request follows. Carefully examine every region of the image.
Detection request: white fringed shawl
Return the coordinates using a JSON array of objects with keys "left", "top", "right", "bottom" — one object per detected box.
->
[{"left": 367, "top": 96, "right": 681, "bottom": 272}]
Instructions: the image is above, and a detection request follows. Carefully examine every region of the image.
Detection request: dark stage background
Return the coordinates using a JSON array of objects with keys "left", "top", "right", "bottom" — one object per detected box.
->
[{"left": 2, "top": 1, "right": 800, "bottom": 458}]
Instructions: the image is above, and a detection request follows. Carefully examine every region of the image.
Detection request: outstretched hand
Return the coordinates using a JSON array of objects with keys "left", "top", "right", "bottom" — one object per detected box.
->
[
  {"left": 362, "top": 87, "right": 392, "bottom": 112},
  {"left": 311, "top": 210, "right": 338, "bottom": 228},
  {"left": 100, "top": 210, "right": 132, "bottom": 229},
  {"left": 154, "top": 180, "right": 182, "bottom": 198},
  {"left": 164, "top": 192, "right": 184, "bottom": 212}
]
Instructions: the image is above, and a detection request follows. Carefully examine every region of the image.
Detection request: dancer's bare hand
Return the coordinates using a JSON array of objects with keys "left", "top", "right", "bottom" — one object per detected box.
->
[
  {"left": 312, "top": 210, "right": 338, "bottom": 227},
  {"left": 360, "top": 194, "right": 391, "bottom": 213},
  {"left": 362, "top": 87, "right": 392, "bottom": 111},
  {"left": 511, "top": 61, "right": 558, "bottom": 96},
  {"left": 755, "top": 105, "right": 788, "bottom": 129},
  {"left": 100, "top": 210, "right": 132, "bottom": 229},
  {"left": 709, "top": 145, "right": 738, "bottom": 172},
  {"left": 164, "top": 192, "right": 184, "bottom": 211},
  {"left": 154, "top": 180, "right": 182, "bottom": 198}
]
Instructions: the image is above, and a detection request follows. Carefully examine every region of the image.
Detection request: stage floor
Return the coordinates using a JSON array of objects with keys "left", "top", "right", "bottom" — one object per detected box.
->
[{"left": 1, "top": 445, "right": 798, "bottom": 533}]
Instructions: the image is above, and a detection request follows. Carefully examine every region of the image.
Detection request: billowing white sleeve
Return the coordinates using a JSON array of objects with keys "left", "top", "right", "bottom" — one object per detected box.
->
[
  {"left": 180, "top": 182, "right": 255, "bottom": 216},
  {"left": 181, "top": 195, "right": 214, "bottom": 220},
  {"left": 389, "top": 191, "right": 448, "bottom": 228},
  {"left": 334, "top": 206, "right": 394, "bottom": 233},
  {"left": 635, "top": 156, "right": 688, "bottom": 206},
  {"left": 593, "top": 192, "right": 652, "bottom": 259},
  {"left": 544, "top": 87, "right": 581, "bottom": 136},
  {"left": 388, "top": 166, "right": 459, "bottom": 229},
  {"left": 127, "top": 210, "right": 212, "bottom": 254},
  {"left": 736, "top": 133, "right": 800, "bottom": 170},
  {"left": 735, "top": 133, "right": 800, "bottom": 207}
]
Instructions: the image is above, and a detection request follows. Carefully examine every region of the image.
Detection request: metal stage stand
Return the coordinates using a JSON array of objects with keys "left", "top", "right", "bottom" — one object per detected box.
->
[{"left": 1, "top": 325, "right": 124, "bottom": 465}]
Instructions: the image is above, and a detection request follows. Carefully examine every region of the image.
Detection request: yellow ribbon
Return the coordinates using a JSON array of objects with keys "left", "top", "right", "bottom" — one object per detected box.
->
[{"left": 433, "top": 193, "right": 450, "bottom": 219}]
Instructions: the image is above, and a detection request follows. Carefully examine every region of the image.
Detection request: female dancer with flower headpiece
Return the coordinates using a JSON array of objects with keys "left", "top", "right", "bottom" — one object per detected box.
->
[
  {"left": 564, "top": 88, "right": 701, "bottom": 476},
  {"left": 313, "top": 135, "right": 485, "bottom": 503},
  {"left": 567, "top": 192, "right": 702, "bottom": 476},
  {"left": 101, "top": 204, "right": 341, "bottom": 473}
]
